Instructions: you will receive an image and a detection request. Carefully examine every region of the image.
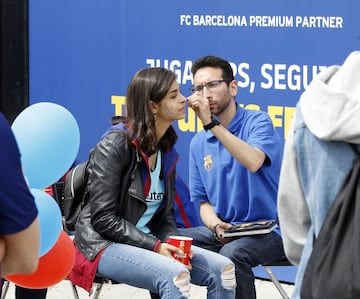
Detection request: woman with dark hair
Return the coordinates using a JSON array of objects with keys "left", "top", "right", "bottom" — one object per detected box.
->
[{"left": 68, "top": 67, "right": 236, "bottom": 299}]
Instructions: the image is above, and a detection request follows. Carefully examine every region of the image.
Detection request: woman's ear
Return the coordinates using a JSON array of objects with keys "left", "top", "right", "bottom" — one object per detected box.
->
[{"left": 150, "top": 101, "right": 159, "bottom": 115}]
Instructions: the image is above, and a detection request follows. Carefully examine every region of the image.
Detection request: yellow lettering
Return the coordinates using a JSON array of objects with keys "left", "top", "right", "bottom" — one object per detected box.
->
[
  {"left": 111, "top": 96, "right": 126, "bottom": 116},
  {"left": 239, "top": 103, "right": 261, "bottom": 110},
  {"left": 268, "top": 105, "right": 283, "bottom": 129},
  {"left": 243, "top": 104, "right": 260, "bottom": 111},
  {"left": 111, "top": 94, "right": 296, "bottom": 140},
  {"left": 178, "top": 109, "right": 205, "bottom": 132},
  {"left": 178, "top": 109, "right": 197, "bottom": 132}
]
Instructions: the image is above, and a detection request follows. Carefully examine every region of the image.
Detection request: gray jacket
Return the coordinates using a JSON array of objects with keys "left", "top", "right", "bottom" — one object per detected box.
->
[{"left": 278, "top": 51, "right": 360, "bottom": 298}]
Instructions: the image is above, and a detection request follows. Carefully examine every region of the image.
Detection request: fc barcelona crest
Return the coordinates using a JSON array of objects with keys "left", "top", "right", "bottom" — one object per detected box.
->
[{"left": 203, "top": 154, "right": 213, "bottom": 171}]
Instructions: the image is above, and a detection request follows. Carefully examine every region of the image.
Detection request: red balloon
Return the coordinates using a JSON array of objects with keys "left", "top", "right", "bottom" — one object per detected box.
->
[{"left": 5, "top": 230, "right": 75, "bottom": 289}]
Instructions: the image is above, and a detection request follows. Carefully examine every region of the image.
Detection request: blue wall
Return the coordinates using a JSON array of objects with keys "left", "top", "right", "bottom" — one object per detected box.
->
[{"left": 29, "top": 0, "right": 360, "bottom": 283}]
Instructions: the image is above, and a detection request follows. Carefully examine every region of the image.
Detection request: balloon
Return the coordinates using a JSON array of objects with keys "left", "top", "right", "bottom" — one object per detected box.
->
[
  {"left": 32, "top": 188, "right": 62, "bottom": 256},
  {"left": 5, "top": 231, "right": 75, "bottom": 289},
  {"left": 11, "top": 102, "right": 80, "bottom": 189}
]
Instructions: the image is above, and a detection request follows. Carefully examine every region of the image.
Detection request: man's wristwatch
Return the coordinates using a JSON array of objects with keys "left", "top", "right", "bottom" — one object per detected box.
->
[
  {"left": 203, "top": 115, "right": 220, "bottom": 131},
  {"left": 213, "top": 223, "right": 221, "bottom": 241}
]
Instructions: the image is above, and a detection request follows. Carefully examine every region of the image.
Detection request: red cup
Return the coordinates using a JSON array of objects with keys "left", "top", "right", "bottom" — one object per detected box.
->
[{"left": 168, "top": 236, "right": 193, "bottom": 265}]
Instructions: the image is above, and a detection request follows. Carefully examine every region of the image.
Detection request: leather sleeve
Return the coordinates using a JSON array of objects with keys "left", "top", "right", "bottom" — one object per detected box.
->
[{"left": 88, "top": 131, "right": 158, "bottom": 251}]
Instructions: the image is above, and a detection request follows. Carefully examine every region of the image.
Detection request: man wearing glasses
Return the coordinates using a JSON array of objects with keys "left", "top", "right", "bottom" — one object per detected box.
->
[{"left": 180, "top": 55, "right": 285, "bottom": 299}]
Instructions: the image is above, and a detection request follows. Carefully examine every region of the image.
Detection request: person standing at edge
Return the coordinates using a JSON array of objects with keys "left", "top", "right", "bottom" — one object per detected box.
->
[
  {"left": 0, "top": 111, "right": 40, "bottom": 277},
  {"left": 68, "top": 67, "right": 236, "bottom": 299},
  {"left": 179, "top": 55, "right": 285, "bottom": 299},
  {"left": 0, "top": 111, "right": 46, "bottom": 298},
  {"left": 278, "top": 51, "right": 360, "bottom": 299}
]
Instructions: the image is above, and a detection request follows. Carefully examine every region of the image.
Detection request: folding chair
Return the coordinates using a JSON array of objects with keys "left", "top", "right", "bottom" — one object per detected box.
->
[
  {"left": 0, "top": 280, "right": 10, "bottom": 299},
  {"left": 262, "top": 257, "right": 294, "bottom": 299},
  {"left": 51, "top": 183, "right": 118, "bottom": 299},
  {"left": 52, "top": 183, "right": 160, "bottom": 299},
  {"left": 69, "top": 276, "right": 120, "bottom": 299}
]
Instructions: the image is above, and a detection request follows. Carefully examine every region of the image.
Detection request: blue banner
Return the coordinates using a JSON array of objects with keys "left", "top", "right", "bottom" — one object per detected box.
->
[
  {"left": 29, "top": 1, "right": 360, "bottom": 183},
  {"left": 29, "top": 0, "right": 360, "bottom": 283}
]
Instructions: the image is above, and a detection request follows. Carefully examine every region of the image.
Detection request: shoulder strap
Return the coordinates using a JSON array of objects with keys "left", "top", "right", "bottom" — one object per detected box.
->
[{"left": 350, "top": 144, "right": 360, "bottom": 155}]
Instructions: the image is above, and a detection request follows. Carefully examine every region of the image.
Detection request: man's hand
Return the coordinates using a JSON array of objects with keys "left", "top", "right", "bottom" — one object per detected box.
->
[
  {"left": 187, "top": 93, "right": 212, "bottom": 126},
  {"left": 214, "top": 222, "right": 234, "bottom": 244}
]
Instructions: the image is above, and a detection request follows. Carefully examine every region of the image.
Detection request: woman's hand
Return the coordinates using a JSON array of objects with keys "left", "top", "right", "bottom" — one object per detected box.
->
[{"left": 156, "top": 242, "right": 193, "bottom": 271}]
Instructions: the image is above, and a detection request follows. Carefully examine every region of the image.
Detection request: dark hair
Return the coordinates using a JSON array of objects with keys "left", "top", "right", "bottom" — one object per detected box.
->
[
  {"left": 126, "top": 67, "right": 178, "bottom": 154},
  {"left": 191, "top": 55, "right": 235, "bottom": 82}
]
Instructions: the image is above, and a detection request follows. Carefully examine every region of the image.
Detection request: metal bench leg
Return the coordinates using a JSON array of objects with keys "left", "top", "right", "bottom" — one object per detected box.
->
[
  {"left": 71, "top": 282, "right": 80, "bottom": 299},
  {"left": 263, "top": 265, "right": 290, "bottom": 299},
  {"left": 1, "top": 280, "right": 10, "bottom": 299},
  {"left": 71, "top": 281, "right": 106, "bottom": 299},
  {"left": 89, "top": 282, "right": 105, "bottom": 299}
]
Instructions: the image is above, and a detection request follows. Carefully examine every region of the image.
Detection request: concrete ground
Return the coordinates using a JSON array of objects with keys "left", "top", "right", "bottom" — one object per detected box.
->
[{"left": 2, "top": 278, "right": 294, "bottom": 299}]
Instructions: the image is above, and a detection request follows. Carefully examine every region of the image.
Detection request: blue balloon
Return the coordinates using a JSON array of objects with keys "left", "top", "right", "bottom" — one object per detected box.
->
[
  {"left": 11, "top": 102, "right": 80, "bottom": 189},
  {"left": 31, "top": 188, "right": 63, "bottom": 256}
]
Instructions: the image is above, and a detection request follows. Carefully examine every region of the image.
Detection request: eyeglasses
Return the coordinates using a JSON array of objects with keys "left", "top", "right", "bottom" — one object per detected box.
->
[{"left": 189, "top": 80, "right": 230, "bottom": 94}]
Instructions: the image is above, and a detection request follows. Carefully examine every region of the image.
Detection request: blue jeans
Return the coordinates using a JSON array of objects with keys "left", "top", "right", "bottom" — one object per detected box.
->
[
  {"left": 179, "top": 226, "right": 285, "bottom": 299},
  {"left": 97, "top": 243, "right": 236, "bottom": 299}
]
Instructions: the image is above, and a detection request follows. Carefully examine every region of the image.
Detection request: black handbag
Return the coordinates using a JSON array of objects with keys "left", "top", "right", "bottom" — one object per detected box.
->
[
  {"left": 301, "top": 144, "right": 360, "bottom": 299},
  {"left": 62, "top": 160, "right": 90, "bottom": 232}
]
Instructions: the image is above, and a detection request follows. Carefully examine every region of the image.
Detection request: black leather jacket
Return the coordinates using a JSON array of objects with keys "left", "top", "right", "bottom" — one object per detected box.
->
[{"left": 74, "top": 127, "right": 180, "bottom": 260}]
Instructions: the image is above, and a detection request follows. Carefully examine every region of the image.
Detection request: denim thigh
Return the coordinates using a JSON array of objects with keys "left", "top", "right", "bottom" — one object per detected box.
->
[
  {"left": 97, "top": 242, "right": 236, "bottom": 299},
  {"left": 97, "top": 243, "right": 189, "bottom": 298},
  {"left": 180, "top": 226, "right": 285, "bottom": 299}
]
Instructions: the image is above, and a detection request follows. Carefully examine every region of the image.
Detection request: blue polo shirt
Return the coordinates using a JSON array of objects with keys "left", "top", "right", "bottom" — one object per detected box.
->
[
  {"left": 189, "top": 106, "right": 283, "bottom": 234},
  {"left": 0, "top": 112, "right": 38, "bottom": 235}
]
